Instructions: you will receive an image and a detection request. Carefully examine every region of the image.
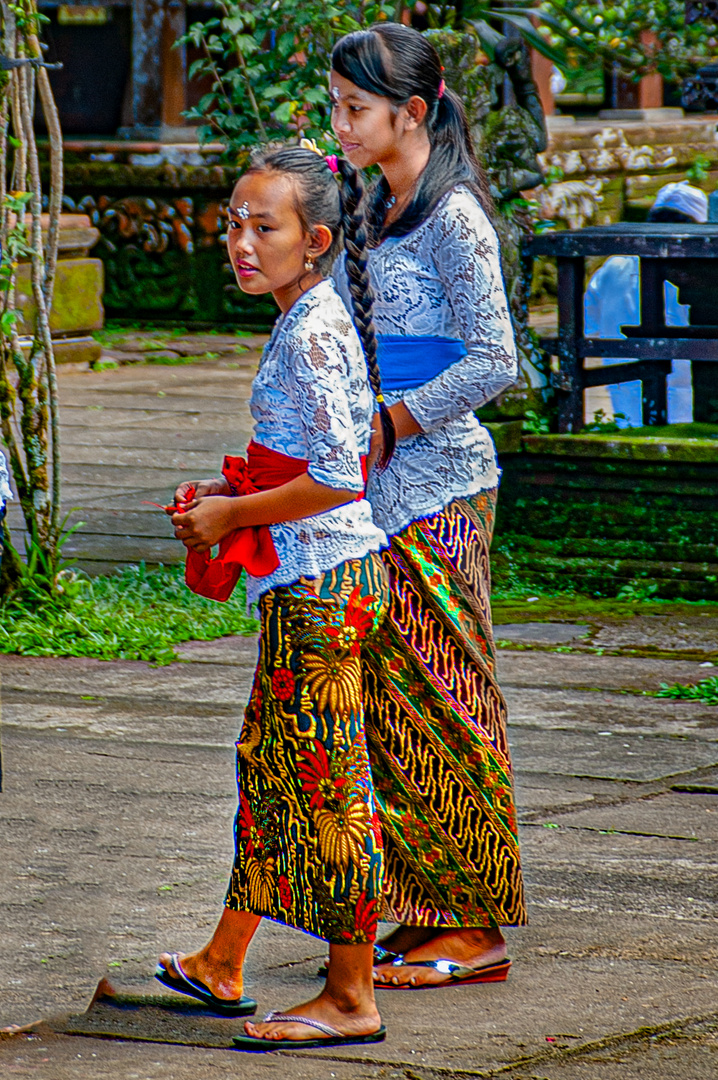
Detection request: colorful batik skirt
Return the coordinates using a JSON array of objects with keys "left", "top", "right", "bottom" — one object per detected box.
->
[
  {"left": 363, "top": 489, "right": 527, "bottom": 928},
  {"left": 226, "top": 554, "right": 389, "bottom": 944}
]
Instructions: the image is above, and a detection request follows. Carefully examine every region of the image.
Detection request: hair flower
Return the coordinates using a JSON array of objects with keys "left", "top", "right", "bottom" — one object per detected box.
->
[
  {"left": 300, "top": 137, "right": 322, "bottom": 156},
  {"left": 325, "top": 154, "right": 339, "bottom": 174}
]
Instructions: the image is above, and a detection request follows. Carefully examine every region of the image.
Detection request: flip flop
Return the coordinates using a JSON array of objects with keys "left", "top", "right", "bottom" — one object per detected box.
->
[
  {"left": 154, "top": 953, "right": 257, "bottom": 1016},
  {"left": 232, "top": 1011, "right": 387, "bottom": 1053},
  {"left": 375, "top": 955, "right": 511, "bottom": 989},
  {"left": 317, "top": 942, "right": 398, "bottom": 978}
]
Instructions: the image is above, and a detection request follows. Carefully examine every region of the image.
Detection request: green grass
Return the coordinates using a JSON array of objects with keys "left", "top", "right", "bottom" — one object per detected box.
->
[
  {"left": 656, "top": 676, "right": 718, "bottom": 705},
  {"left": 0, "top": 564, "right": 258, "bottom": 665}
]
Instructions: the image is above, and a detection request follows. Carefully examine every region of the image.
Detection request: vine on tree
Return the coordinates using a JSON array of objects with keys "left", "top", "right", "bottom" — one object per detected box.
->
[{"left": 0, "top": 0, "right": 64, "bottom": 596}]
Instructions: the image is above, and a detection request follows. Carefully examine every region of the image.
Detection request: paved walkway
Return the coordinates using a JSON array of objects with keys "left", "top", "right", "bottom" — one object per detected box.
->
[
  {"left": 1, "top": 636, "right": 716, "bottom": 1078},
  {"left": 3, "top": 332, "right": 265, "bottom": 573}
]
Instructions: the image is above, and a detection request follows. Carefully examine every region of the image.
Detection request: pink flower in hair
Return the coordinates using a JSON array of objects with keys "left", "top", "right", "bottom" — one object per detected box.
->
[
  {"left": 438, "top": 78, "right": 446, "bottom": 99},
  {"left": 325, "top": 154, "right": 339, "bottom": 174}
]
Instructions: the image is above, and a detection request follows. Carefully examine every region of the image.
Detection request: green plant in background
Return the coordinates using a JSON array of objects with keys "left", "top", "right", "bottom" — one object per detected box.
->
[
  {"left": 0, "top": 564, "right": 258, "bottom": 665},
  {"left": 417, "top": 2, "right": 716, "bottom": 86},
  {"left": 180, "top": 0, "right": 395, "bottom": 151},
  {"left": 657, "top": 676, "right": 718, "bottom": 705},
  {"left": 583, "top": 409, "right": 630, "bottom": 434},
  {"left": 686, "top": 153, "right": 712, "bottom": 184},
  {"left": 502, "top": 1, "right": 715, "bottom": 87},
  {"left": 522, "top": 409, "right": 550, "bottom": 435}
]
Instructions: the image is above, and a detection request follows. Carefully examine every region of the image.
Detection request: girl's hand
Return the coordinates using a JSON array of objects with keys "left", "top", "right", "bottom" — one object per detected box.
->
[
  {"left": 368, "top": 414, "right": 384, "bottom": 472},
  {"left": 168, "top": 476, "right": 230, "bottom": 515},
  {"left": 171, "top": 495, "right": 239, "bottom": 553},
  {"left": 368, "top": 402, "right": 423, "bottom": 471}
]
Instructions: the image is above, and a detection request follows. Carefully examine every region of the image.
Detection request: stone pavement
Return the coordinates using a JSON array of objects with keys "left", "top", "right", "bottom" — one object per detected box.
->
[
  {"left": 1, "top": 632, "right": 717, "bottom": 1078},
  {"left": 3, "top": 331, "right": 264, "bottom": 573}
]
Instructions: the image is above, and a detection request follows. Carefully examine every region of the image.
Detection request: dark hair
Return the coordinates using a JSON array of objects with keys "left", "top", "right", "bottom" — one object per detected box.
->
[
  {"left": 647, "top": 206, "right": 699, "bottom": 224},
  {"left": 331, "top": 22, "right": 492, "bottom": 241},
  {"left": 245, "top": 146, "right": 395, "bottom": 469}
]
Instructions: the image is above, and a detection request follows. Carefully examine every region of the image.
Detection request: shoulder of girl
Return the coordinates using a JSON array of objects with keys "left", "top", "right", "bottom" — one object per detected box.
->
[{"left": 435, "top": 187, "right": 494, "bottom": 235}]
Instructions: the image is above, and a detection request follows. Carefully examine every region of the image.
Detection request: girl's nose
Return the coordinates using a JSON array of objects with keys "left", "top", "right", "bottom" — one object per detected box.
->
[
  {"left": 333, "top": 110, "right": 351, "bottom": 135},
  {"left": 233, "top": 231, "right": 254, "bottom": 256}
]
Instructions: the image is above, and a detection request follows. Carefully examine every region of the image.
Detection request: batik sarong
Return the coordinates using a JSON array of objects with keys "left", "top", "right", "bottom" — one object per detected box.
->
[
  {"left": 226, "top": 554, "right": 389, "bottom": 943},
  {"left": 363, "top": 489, "right": 527, "bottom": 928}
]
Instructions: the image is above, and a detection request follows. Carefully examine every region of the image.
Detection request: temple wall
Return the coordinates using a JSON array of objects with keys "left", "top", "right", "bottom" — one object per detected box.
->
[{"left": 533, "top": 116, "right": 718, "bottom": 230}]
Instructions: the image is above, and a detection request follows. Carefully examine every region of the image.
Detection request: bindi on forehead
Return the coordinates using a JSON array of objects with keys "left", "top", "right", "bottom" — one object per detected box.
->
[{"left": 329, "top": 78, "right": 372, "bottom": 105}]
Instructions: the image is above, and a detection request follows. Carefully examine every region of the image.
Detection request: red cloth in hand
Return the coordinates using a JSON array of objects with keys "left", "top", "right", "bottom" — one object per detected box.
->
[{"left": 185, "top": 443, "right": 308, "bottom": 603}]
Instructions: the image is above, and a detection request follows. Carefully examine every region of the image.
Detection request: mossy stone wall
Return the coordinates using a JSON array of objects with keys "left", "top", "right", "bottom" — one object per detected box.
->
[{"left": 492, "top": 433, "right": 718, "bottom": 599}]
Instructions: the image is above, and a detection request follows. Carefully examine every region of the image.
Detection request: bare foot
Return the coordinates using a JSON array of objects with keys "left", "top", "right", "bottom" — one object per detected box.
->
[
  {"left": 244, "top": 988, "right": 381, "bottom": 1043},
  {"left": 158, "top": 908, "right": 260, "bottom": 1002},
  {"left": 373, "top": 926, "right": 507, "bottom": 987},
  {"left": 375, "top": 925, "right": 437, "bottom": 957},
  {"left": 157, "top": 948, "right": 244, "bottom": 1002}
]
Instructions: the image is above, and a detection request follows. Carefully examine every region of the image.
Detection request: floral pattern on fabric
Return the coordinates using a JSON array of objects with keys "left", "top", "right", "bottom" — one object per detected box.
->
[
  {"left": 362, "top": 491, "right": 527, "bottom": 929},
  {"left": 226, "top": 554, "right": 389, "bottom": 943},
  {"left": 246, "top": 278, "right": 387, "bottom": 605},
  {"left": 333, "top": 186, "right": 518, "bottom": 537}
]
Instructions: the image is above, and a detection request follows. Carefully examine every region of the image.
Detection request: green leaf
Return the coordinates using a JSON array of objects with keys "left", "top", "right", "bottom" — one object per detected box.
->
[{"left": 278, "top": 31, "right": 296, "bottom": 57}]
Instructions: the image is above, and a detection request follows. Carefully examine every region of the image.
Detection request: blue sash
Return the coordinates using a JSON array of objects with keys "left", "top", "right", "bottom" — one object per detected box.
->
[{"left": 376, "top": 335, "right": 467, "bottom": 392}]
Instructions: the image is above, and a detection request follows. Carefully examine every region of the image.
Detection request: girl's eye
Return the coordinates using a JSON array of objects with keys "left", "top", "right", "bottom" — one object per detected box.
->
[
  {"left": 350, "top": 105, "right": 363, "bottom": 113},
  {"left": 229, "top": 220, "right": 241, "bottom": 230},
  {"left": 257, "top": 224, "right": 272, "bottom": 233}
]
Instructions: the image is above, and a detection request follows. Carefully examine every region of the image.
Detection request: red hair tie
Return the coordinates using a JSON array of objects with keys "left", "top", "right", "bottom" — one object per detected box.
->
[{"left": 438, "top": 78, "right": 446, "bottom": 100}]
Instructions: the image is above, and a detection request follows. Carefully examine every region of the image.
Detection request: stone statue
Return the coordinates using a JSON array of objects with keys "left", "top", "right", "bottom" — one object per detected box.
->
[{"left": 427, "top": 26, "right": 549, "bottom": 421}]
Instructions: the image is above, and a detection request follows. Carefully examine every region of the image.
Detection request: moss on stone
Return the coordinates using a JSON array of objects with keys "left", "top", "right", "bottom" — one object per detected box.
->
[{"left": 523, "top": 433, "right": 718, "bottom": 464}]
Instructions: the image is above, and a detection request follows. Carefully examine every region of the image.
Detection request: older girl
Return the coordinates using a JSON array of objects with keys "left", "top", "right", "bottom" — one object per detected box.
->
[
  {"left": 156, "top": 147, "right": 392, "bottom": 1050},
  {"left": 330, "top": 23, "right": 527, "bottom": 989}
]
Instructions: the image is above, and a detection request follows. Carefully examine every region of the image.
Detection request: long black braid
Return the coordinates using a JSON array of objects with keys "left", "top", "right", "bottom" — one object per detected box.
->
[
  {"left": 246, "top": 146, "right": 395, "bottom": 471},
  {"left": 336, "top": 158, "right": 396, "bottom": 471}
]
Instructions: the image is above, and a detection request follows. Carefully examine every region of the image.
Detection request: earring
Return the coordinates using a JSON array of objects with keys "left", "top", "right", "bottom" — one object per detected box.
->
[{"left": 305, "top": 257, "right": 315, "bottom": 271}]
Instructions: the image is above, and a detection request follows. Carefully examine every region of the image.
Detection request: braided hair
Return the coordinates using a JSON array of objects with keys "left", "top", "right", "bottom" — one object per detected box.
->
[{"left": 246, "top": 146, "right": 395, "bottom": 470}]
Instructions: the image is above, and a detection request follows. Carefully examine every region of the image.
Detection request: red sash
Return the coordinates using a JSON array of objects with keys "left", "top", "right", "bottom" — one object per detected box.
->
[
  {"left": 185, "top": 442, "right": 367, "bottom": 603},
  {"left": 185, "top": 442, "right": 307, "bottom": 602}
]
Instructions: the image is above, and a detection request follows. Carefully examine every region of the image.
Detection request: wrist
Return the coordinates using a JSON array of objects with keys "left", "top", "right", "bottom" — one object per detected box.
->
[{"left": 390, "top": 401, "right": 423, "bottom": 440}]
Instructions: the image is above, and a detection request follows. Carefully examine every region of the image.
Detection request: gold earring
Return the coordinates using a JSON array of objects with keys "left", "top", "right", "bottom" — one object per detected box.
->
[{"left": 305, "top": 257, "right": 315, "bottom": 272}]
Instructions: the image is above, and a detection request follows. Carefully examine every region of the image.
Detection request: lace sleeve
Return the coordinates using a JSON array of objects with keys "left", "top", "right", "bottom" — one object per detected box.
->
[
  {"left": 402, "top": 193, "right": 518, "bottom": 432},
  {"left": 283, "top": 325, "right": 365, "bottom": 492}
]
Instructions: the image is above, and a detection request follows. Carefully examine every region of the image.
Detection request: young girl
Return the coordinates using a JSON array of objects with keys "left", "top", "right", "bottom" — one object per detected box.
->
[
  {"left": 156, "top": 147, "right": 393, "bottom": 1051},
  {"left": 328, "top": 23, "right": 528, "bottom": 988}
]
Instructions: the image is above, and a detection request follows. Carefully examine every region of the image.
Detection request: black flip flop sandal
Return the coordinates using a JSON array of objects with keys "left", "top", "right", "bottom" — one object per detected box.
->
[
  {"left": 232, "top": 1011, "right": 387, "bottom": 1053},
  {"left": 154, "top": 952, "right": 257, "bottom": 1016}
]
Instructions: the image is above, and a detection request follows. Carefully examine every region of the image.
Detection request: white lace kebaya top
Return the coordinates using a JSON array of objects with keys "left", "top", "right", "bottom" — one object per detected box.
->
[
  {"left": 334, "top": 185, "right": 518, "bottom": 537},
  {"left": 0, "top": 448, "right": 11, "bottom": 506},
  {"left": 245, "top": 278, "right": 387, "bottom": 605}
]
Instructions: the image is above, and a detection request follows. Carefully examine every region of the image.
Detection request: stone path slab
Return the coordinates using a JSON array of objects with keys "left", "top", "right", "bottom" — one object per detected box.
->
[
  {"left": 1, "top": 646, "right": 717, "bottom": 1077},
  {"left": 3, "top": 356, "right": 261, "bottom": 571}
]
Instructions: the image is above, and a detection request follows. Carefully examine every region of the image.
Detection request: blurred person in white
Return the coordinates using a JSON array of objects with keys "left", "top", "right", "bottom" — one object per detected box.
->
[
  {"left": 0, "top": 447, "right": 11, "bottom": 574},
  {"left": 584, "top": 181, "right": 708, "bottom": 428}
]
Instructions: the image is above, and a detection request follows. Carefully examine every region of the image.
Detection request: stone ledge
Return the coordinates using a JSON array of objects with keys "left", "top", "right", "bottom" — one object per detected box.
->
[{"left": 522, "top": 433, "right": 718, "bottom": 463}]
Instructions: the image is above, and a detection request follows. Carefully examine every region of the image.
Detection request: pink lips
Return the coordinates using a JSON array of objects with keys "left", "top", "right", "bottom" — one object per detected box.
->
[{"left": 236, "top": 261, "right": 258, "bottom": 278}]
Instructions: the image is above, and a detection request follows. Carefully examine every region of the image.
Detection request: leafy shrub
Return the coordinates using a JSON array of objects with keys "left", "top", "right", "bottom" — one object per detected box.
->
[{"left": 0, "top": 564, "right": 258, "bottom": 665}]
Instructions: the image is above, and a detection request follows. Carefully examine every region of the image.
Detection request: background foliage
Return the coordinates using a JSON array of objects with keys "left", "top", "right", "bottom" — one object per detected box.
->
[
  {"left": 181, "top": 0, "right": 396, "bottom": 152},
  {"left": 0, "top": 564, "right": 258, "bottom": 664},
  {"left": 183, "top": 1, "right": 718, "bottom": 155}
]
